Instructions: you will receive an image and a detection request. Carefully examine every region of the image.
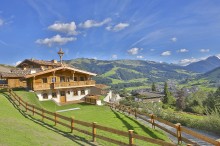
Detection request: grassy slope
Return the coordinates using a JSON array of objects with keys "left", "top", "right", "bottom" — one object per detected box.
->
[
  {"left": 14, "top": 90, "right": 170, "bottom": 145},
  {"left": 0, "top": 92, "right": 89, "bottom": 146}
]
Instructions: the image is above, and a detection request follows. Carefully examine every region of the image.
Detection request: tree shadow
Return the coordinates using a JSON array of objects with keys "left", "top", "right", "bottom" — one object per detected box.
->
[
  {"left": 1, "top": 92, "right": 98, "bottom": 146},
  {"left": 110, "top": 108, "right": 164, "bottom": 140}
]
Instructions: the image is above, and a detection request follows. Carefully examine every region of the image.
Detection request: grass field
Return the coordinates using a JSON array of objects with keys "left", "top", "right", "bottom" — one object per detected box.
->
[
  {"left": 0, "top": 92, "right": 94, "bottom": 146},
  {"left": 10, "top": 89, "right": 171, "bottom": 145}
]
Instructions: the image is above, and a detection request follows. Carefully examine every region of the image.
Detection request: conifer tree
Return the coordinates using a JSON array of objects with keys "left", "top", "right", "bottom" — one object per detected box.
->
[
  {"left": 176, "top": 89, "right": 186, "bottom": 110},
  {"left": 152, "top": 82, "right": 156, "bottom": 92}
]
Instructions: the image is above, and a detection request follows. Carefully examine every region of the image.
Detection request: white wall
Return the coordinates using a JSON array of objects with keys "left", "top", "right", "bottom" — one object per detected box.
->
[
  {"left": 66, "top": 88, "right": 89, "bottom": 101},
  {"left": 35, "top": 88, "right": 90, "bottom": 102},
  {"left": 36, "top": 91, "right": 52, "bottom": 101},
  {"left": 103, "top": 90, "right": 112, "bottom": 102}
]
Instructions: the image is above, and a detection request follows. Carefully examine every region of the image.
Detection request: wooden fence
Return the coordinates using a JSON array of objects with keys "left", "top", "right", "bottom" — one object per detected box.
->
[
  {"left": 5, "top": 88, "right": 176, "bottom": 146},
  {"left": 106, "top": 103, "right": 220, "bottom": 146}
]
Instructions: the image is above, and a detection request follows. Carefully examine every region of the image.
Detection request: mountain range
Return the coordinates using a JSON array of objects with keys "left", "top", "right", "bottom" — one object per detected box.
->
[
  {"left": 185, "top": 56, "right": 220, "bottom": 73},
  {"left": 65, "top": 58, "right": 195, "bottom": 89},
  {"left": 64, "top": 56, "right": 220, "bottom": 90}
]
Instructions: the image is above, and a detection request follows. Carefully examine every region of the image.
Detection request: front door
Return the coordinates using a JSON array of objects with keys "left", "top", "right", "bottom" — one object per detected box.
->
[{"left": 60, "top": 91, "right": 66, "bottom": 102}]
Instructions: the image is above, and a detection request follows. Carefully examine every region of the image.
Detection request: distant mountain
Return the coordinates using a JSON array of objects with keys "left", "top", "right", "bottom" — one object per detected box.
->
[
  {"left": 202, "top": 67, "right": 220, "bottom": 82},
  {"left": 185, "top": 56, "right": 220, "bottom": 73},
  {"left": 65, "top": 58, "right": 197, "bottom": 89}
]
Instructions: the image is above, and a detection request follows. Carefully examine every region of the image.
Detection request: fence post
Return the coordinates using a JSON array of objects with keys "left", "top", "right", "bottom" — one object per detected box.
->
[
  {"left": 18, "top": 97, "right": 21, "bottom": 106},
  {"left": 216, "top": 139, "right": 220, "bottom": 146},
  {"left": 92, "top": 122, "right": 97, "bottom": 142},
  {"left": 25, "top": 102, "right": 27, "bottom": 112},
  {"left": 32, "top": 105, "right": 35, "bottom": 116},
  {"left": 149, "top": 114, "right": 155, "bottom": 129},
  {"left": 42, "top": 108, "right": 44, "bottom": 121},
  {"left": 175, "top": 123, "right": 182, "bottom": 144},
  {"left": 135, "top": 108, "right": 137, "bottom": 118},
  {"left": 128, "top": 130, "right": 134, "bottom": 146},
  {"left": 71, "top": 117, "right": 74, "bottom": 133},
  {"left": 54, "top": 112, "right": 57, "bottom": 126}
]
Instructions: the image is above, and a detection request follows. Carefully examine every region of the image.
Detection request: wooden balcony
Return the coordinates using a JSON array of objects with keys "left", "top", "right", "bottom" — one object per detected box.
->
[{"left": 33, "top": 80, "right": 96, "bottom": 90}]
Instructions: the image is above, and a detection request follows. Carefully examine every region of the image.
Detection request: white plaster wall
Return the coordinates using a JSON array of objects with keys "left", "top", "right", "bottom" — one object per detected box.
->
[
  {"left": 36, "top": 91, "right": 52, "bottom": 101},
  {"left": 96, "top": 100, "right": 102, "bottom": 106},
  {"left": 66, "top": 88, "right": 89, "bottom": 101},
  {"left": 103, "top": 90, "right": 112, "bottom": 102},
  {"left": 35, "top": 88, "right": 90, "bottom": 102}
]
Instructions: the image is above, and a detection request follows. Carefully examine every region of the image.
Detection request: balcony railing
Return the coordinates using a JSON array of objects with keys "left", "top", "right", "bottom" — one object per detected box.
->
[{"left": 33, "top": 80, "right": 96, "bottom": 90}]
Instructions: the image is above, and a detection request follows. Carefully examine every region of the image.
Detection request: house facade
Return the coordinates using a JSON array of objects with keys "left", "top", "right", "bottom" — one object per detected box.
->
[{"left": 25, "top": 66, "right": 96, "bottom": 103}]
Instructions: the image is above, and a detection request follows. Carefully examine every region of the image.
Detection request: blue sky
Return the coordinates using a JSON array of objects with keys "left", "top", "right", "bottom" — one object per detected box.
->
[{"left": 0, "top": 0, "right": 220, "bottom": 66}]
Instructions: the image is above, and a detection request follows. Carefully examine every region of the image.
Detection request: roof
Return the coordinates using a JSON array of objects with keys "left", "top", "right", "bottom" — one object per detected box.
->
[
  {"left": 16, "top": 59, "right": 62, "bottom": 67},
  {"left": 25, "top": 66, "right": 97, "bottom": 78},
  {"left": 0, "top": 72, "right": 25, "bottom": 78},
  {"left": 0, "top": 65, "right": 14, "bottom": 73},
  {"left": 0, "top": 68, "right": 42, "bottom": 78}
]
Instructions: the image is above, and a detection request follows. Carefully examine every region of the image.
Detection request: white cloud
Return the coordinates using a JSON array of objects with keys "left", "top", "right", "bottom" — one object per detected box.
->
[
  {"left": 200, "top": 49, "right": 210, "bottom": 53},
  {"left": 161, "top": 51, "right": 171, "bottom": 56},
  {"left": 150, "top": 49, "right": 155, "bottom": 51},
  {"left": 137, "top": 56, "right": 144, "bottom": 59},
  {"left": 106, "top": 23, "right": 129, "bottom": 32},
  {"left": 216, "top": 54, "right": 220, "bottom": 59},
  {"left": 48, "top": 21, "right": 77, "bottom": 35},
  {"left": 171, "top": 37, "right": 177, "bottom": 42},
  {"left": 0, "top": 18, "right": 3, "bottom": 26},
  {"left": 128, "top": 47, "right": 143, "bottom": 55},
  {"left": 15, "top": 61, "right": 22, "bottom": 66},
  {"left": 79, "top": 18, "right": 111, "bottom": 28},
  {"left": 179, "top": 58, "right": 199, "bottom": 66},
  {"left": 178, "top": 49, "right": 189, "bottom": 53},
  {"left": 35, "top": 34, "right": 76, "bottom": 47},
  {"left": 111, "top": 54, "right": 118, "bottom": 59}
]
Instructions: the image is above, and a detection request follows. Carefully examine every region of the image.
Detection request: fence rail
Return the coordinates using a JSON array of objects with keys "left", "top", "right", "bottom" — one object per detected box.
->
[
  {"left": 4, "top": 88, "right": 176, "bottom": 146},
  {"left": 106, "top": 102, "right": 220, "bottom": 146}
]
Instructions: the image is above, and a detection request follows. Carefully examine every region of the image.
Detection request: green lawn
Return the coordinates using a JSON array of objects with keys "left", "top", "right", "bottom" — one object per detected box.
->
[
  {"left": 6, "top": 89, "right": 171, "bottom": 145},
  {"left": 0, "top": 92, "right": 94, "bottom": 146}
]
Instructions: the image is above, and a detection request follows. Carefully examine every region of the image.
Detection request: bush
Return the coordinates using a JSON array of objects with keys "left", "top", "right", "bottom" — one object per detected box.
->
[{"left": 195, "top": 108, "right": 220, "bottom": 134}]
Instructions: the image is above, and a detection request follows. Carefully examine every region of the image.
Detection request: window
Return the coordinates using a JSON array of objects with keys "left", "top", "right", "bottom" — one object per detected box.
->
[
  {"left": 74, "top": 77, "right": 77, "bottom": 81},
  {"left": 60, "top": 76, "right": 65, "bottom": 82},
  {"left": 81, "top": 90, "right": 85, "bottom": 95},
  {"left": 51, "top": 77, "right": 56, "bottom": 83},
  {"left": 52, "top": 92, "right": 57, "bottom": 98},
  {"left": 80, "top": 77, "right": 85, "bottom": 81},
  {"left": 66, "top": 77, "right": 70, "bottom": 82},
  {"left": 60, "top": 91, "right": 65, "bottom": 96},
  {"left": 74, "top": 90, "right": 78, "bottom": 96},
  {"left": 42, "top": 93, "right": 48, "bottom": 99},
  {"left": 42, "top": 78, "right": 47, "bottom": 83}
]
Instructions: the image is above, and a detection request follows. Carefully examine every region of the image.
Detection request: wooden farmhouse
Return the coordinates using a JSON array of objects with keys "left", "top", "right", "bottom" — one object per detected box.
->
[{"left": 0, "top": 49, "right": 98, "bottom": 104}]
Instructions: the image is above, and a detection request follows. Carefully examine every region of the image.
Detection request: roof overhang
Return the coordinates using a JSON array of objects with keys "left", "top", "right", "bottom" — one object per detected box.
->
[{"left": 25, "top": 66, "right": 97, "bottom": 78}]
